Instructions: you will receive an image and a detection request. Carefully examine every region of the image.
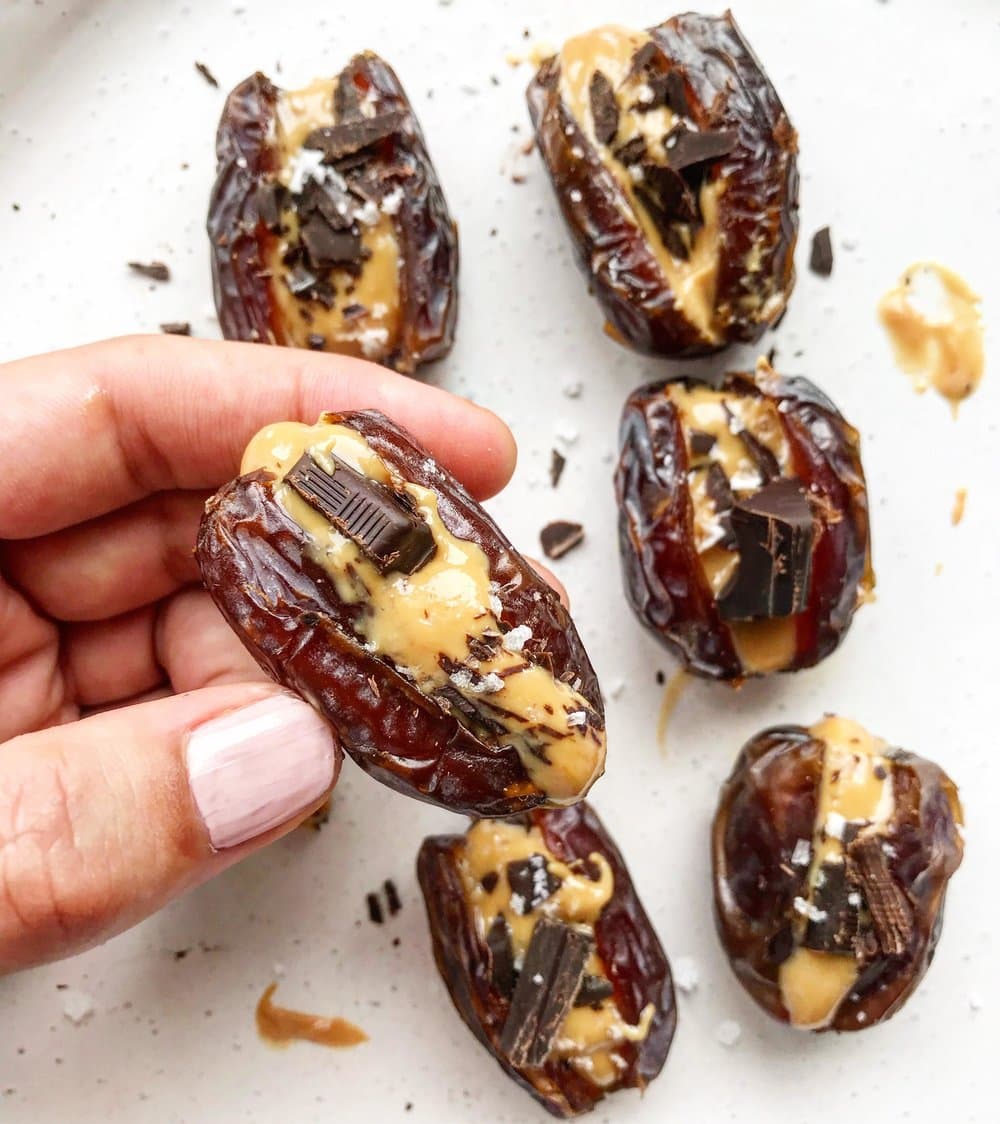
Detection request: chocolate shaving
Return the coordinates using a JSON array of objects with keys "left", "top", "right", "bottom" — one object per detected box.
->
[
  {"left": 848, "top": 835, "right": 913, "bottom": 958},
  {"left": 507, "top": 854, "right": 562, "bottom": 914},
  {"left": 306, "top": 333, "right": 326, "bottom": 351},
  {"left": 481, "top": 871, "right": 499, "bottom": 894},
  {"left": 801, "top": 859, "right": 860, "bottom": 954},
  {"left": 384, "top": 879, "right": 402, "bottom": 916},
  {"left": 194, "top": 61, "right": 219, "bottom": 88},
  {"left": 303, "top": 111, "right": 407, "bottom": 162},
  {"left": 638, "top": 162, "right": 698, "bottom": 224},
  {"left": 286, "top": 453, "right": 436, "bottom": 575},
  {"left": 499, "top": 917, "right": 592, "bottom": 1067},
  {"left": 128, "top": 260, "right": 170, "bottom": 282},
  {"left": 589, "top": 70, "right": 619, "bottom": 146},
  {"left": 737, "top": 428, "right": 781, "bottom": 483},
  {"left": 574, "top": 974, "right": 614, "bottom": 1007},
  {"left": 550, "top": 448, "right": 566, "bottom": 488},
  {"left": 613, "top": 136, "right": 647, "bottom": 166},
  {"left": 256, "top": 181, "right": 288, "bottom": 232},
  {"left": 809, "top": 226, "right": 834, "bottom": 277},
  {"left": 717, "top": 478, "right": 814, "bottom": 621},
  {"left": 300, "top": 215, "right": 363, "bottom": 268},
  {"left": 659, "top": 70, "right": 689, "bottom": 117},
  {"left": 702, "top": 463, "right": 736, "bottom": 546},
  {"left": 367, "top": 892, "right": 384, "bottom": 925},
  {"left": 689, "top": 430, "right": 716, "bottom": 457},
  {"left": 159, "top": 322, "right": 191, "bottom": 336},
  {"left": 664, "top": 124, "right": 737, "bottom": 172},
  {"left": 486, "top": 914, "right": 516, "bottom": 999},
  {"left": 540, "top": 520, "right": 584, "bottom": 560}
]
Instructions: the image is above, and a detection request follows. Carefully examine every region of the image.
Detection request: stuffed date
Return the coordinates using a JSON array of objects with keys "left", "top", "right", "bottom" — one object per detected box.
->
[
  {"left": 527, "top": 13, "right": 798, "bottom": 357},
  {"left": 615, "top": 359, "right": 873, "bottom": 681},
  {"left": 712, "top": 716, "right": 964, "bottom": 1031},
  {"left": 207, "top": 53, "right": 458, "bottom": 373},
  {"left": 417, "top": 803, "right": 676, "bottom": 1117},
  {"left": 196, "top": 411, "right": 606, "bottom": 816}
]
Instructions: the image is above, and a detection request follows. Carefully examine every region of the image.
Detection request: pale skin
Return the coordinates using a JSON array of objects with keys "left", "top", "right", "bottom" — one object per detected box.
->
[{"left": 0, "top": 335, "right": 565, "bottom": 975}]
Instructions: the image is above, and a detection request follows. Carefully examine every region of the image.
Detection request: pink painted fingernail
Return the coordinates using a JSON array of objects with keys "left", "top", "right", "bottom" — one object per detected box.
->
[{"left": 186, "top": 693, "right": 338, "bottom": 850}]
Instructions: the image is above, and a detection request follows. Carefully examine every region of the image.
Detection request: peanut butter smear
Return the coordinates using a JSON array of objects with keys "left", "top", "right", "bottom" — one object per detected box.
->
[
  {"left": 242, "top": 420, "right": 606, "bottom": 803},
  {"left": 656, "top": 669, "right": 689, "bottom": 750},
  {"left": 951, "top": 487, "right": 968, "bottom": 527},
  {"left": 256, "top": 984, "right": 367, "bottom": 1048},
  {"left": 878, "top": 262, "right": 985, "bottom": 415}
]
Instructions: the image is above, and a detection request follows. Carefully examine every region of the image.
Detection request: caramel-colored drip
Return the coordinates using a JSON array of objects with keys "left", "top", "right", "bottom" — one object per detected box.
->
[
  {"left": 458, "top": 819, "right": 653, "bottom": 1087},
  {"left": 266, "top": 76, "right": 402, "bottom": 359},
  {"left": 778, "top": 716, "right": 895, "bottom": 1030},
  {"left": 878, "top": 262, "right": 984, "bottom": 415},
  {"left": 557, "top": 25, "right": 723, "bottom": 343},
  {"left": 656, "top": 669, "right": 689, "bottom": 750},
  {"left": 242, "top": 421, "right": 605, "bottom": 803},
  {"left": 951, "top": 487, "right": 968, "bottom": 527},
  {"left": 256, "top": 983, "right": 367, "bottom": 1048}
]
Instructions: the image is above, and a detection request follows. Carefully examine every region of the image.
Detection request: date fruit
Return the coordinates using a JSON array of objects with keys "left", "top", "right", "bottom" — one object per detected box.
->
[
  {"left": 196, "top": 411, "right": 606, "bottom": 816},
  {"left": 527, "top": 13, "right": 798, "bottom": 357},
  {"left": 207, "top": 52, "right": 458, "bottom": 374},
  {"left": 615, "top": 359, "right": 873, "bottom": 681},
  {"left": 712, "top": 716, "right": 964, "bottom": 1031},
  {"left": 418, "top": 803, "right": 676, "bottom": 1117}
]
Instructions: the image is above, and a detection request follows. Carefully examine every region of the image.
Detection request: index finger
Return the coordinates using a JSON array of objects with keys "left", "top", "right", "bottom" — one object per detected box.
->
[{"left": 0, "top": 335, "right": 517, "bottom": 540}]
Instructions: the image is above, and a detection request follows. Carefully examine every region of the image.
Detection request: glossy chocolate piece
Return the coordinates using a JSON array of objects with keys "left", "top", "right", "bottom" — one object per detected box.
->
[
  {"left": 527, "top": 13, "right": 798, "bottom": 357},
  {"left": 207, "top": 53, "right": 458, "bottom": 374},
  {"left": 197, "top": 410, "right": 605, "bottom": 816},
  {"left": 712, "top": 721, "right": 964, "bottom": 1031},
  {"left": 615, "top": 363, "right": 873, "bottom": 681},
  {"left": 418, "top": 803, "right": 676, "bottom": 1117}
]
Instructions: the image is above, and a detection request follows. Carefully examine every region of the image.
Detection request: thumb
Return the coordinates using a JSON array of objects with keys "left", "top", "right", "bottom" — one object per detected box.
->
[{"left": 0, "top": 684, "right": 340, "bottom": 974}]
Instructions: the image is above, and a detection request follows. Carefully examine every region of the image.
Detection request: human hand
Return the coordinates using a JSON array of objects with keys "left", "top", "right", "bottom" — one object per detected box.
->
[{"left": 0, "top": 335, "right": 518, "bottom": 974}]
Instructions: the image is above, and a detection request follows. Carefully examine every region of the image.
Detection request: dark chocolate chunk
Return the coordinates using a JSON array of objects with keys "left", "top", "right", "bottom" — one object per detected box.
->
[
  {"left": 801, "top": 859, "right": 860, "bottom": 954},
  {"left": 285, "top": 452, "right": 436, "bottom": 575},
  {"left": 300, "top": 215, "right": 363, "bottom": 269},
  {"left": 128, "top": 260, "right": 170, "bottom": 282},
  {"left": 286, "top": 263, "right": 319, "bottom": 297},
  {"left": 486, "top": 914, "right": 516, "bottom": 998},
  {"left": 689, "top": 430, "right": 716, "bottom": 457},
  {"left": 717, "top": 478, "right": 814, "bottom": 621},
  {"left": 589, "top": 70, "right": 619, "bottom": 146},
  {"left": 658, "top": 222, "right": 691, "bottom": 262},
  {"left": 540, "top": 520, "right": 585, "bottom": 561},
  {"left": 738, "top": 429, "right": 781, "bottom": 482},
  {"left": 159, "top": 321, "right": 191, "bottom": 336},
  {"left": 809, "top": 226, "right": 834, "bottom": 277},
  {"left": 639, "top": 162, "right": 698, "bottom": 224},
  {"left": 297, "top": 177, "right": 355, "bottom": 230},
  {"left": 613, "top": 136, "right": 647, "bottom": 166},
  {"left": 659, "top": 70, "right": 689, "bottom": 117},
  {"left": 481, "top": 871, "right": 500, "bottom": 894},
  {"left": 303, "top": 111, "right": 407, "bottom": 162},
  {"left": 194, "top": 61, "right": 219, "bottom": 88},
  {"left": 334, "top": 73, "right": 363, "bottom": 121},
  {"left": 342, "top": 302, "right": 368, "bottom": 321},
  {"left": 499, "top": 917, "right": 593, "bottom": 1067},
  {"left": 256, "top": 180, "right": 288, "bottom": 232},
  {"left": 848, "top": 835, "right": 913, "bottom": 958},
  {"left": 384, "top": 879, "right": 402, "bottom": 916},
  {"left": 664, "top": 124, "right": 738, "bottom": 172},
  {"left": 626, "top": 41, "right": 660, "bottom": 83},
  {"left": 507, "top": 854, "right": 562, "bottom": 914},
  {"left": 573, "top": 974, "right": 614, "bottom": 1007},
  {"left": 367, "top": 892, "right": 384, "bottom": 925},
  {"left": 306, "top": 333, "right": 325, "bottom": 350},
  {"left": 550, "top": 448, "right": 566, "bottom": 489}
]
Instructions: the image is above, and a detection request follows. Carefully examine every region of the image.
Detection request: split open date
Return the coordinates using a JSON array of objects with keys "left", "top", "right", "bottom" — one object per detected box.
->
[
  {"left": 207, "top": 52, "right": 458, "bottom": 373},
  {"left": 417, "top": 803, "right": 676, "bottom": 1117},
  {"left": 712, "top": 716, "right": 964, "bottom": 1031},
  {"left": 615, "top": 360, "right": 873, "bottom": 681},
  {"left": 196, "top": 410, "right": 606, "bottom": 816},
  {"left": 527, "top": 13, "right": 798, "bottom": 357}
]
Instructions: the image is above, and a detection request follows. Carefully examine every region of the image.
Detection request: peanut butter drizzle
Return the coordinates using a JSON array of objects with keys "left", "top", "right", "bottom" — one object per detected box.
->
[
  {"left": 951, "top": 487, "right": 968, "bottom": 527},
  {"left": 878, "top": 262, "right": 985, "bottom": 415},
  {"left": 242, "top": 421, "right": 606, "bottom": 803},
  {"left": 256, "top": 983, "right": 367, "bottom": 1048},
  {"left": 557, "top": 25, "right": 723, "bottom": 343},
  {"left": 266, "top": 77, "right": 402, "bottom": 359},
  {"left": 666, "top": 381, "right": 797, "bottom": 674},
  {"left": 459, "top": 820, "right": 654, "bottom": 1087},
  {"left": 778, "top": 716, "right": 895, "bottom": 1030},
  {"left": 656, "top": 669, "right": 689, "bottom": 751}
]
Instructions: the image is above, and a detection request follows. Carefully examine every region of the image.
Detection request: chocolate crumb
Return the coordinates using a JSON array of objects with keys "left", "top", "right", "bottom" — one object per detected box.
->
[
  {"left": 128, "top": 260, "right": 170, "bottom": 282},
  {"left": 366, "top": 892, "right": 384, "bottom": 925},
  {"left": 159, "top": 322, "right": 191, "bottom": 336},
  {"left": 307, "top": 333, "right": 325, "bottom": 350},
  {"left": 194, "top": 61, "right": 219, "bottom": 88},
  {"left": 550, "top": 448, "right": 566, "bottom": 488},
  {"left": 540, "top": 520, "right": 584, "bottom": 560},
  {"left": 809, "top": 226, "right": 834, "bottom": 277},
  {"left": 656, "top": 670, "right": 665, "bottom": 686},
  {"left": 384, "top": 879, "right": 402, "bottom": 916},
  {"left": 481, "top": 871, "right": 500, "bottom": 893},
  {"left": 173, "top": 948, "right": 191, "bottom": 961},
  {"left": 589, "top": 70, "right": 619, "bottom": 146}
]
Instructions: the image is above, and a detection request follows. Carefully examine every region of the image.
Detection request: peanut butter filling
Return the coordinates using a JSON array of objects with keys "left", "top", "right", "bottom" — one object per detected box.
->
[
  {"left": 459, "top": 820, "right": 654, "bottom": 1086},
  {"left": 266, "top": 77, "right": 402, "bottom": 359},
  {"left": 557, "top": 25, "right": 723, "bottom": 343},
  {"left": 242, "top": 420, "right": 606, "bottom": 803},
  {"left": 256, "top": 983, "right": 367, "bottom": 1048},
  {"left": 878, "top": 262, "right": 984, "bottom": 415},
  {"left": 778, "top": 716, "right": 895, "bottom": 1030},
  {"left": 666, "top": 381, "right": 797, "bottom": 674}
]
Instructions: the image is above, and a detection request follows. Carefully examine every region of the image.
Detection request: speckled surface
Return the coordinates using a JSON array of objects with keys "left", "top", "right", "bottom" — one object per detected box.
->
[{"left": 0, "top": 1, "right": 996, "bottom": 1121}]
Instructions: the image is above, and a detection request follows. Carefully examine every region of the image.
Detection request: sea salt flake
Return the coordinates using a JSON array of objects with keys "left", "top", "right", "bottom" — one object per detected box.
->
[
  {"left": 790, "top": 839, "right": 812, "bottom": 867},
  {"left": 673, "top": 956, "right": 700, "bottom": 994},
  {"left": 566, "top": 710, "right": 588, "bottom": 728},
  {"left": 793, "top": 897, "right": 827, "bottom": 923},
  {"left": 62, "top": 989, "right": 95, "bottom": 1025},
  {"left": 381, "top": 186, "right": 405, "bottom": 215},
  {"left": 824, "top": 812, "right": 847, "bottom": 840},
  {"left": 716, "top": 1019, "right": 741, "bottom": 1047},
  {"left": 501, "top": 625, "right": 532, "bottom": 653}
]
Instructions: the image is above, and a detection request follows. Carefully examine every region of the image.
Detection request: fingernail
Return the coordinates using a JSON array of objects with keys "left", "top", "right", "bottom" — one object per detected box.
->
[{"left": 185, "top": 694, "right": 337, "bottom": 850}]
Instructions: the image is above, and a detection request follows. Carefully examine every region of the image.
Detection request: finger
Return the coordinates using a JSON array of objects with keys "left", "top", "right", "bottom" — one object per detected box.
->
[
  {"left": 2, "top": 492, "right": 206, "bottom": 622},
  {"left": 60, "top": 607, "right": 163, "bottom": 707},
  {"left": 155, "top": 589, "right": 267, "bottom": 692},
  {"left": 0, "top": 685, "right": 340, "bottom": 973},
  {"left": 526, "top": 555, "right": 570, "bottom": 608},
  {"left": 0, "top": 335, "right": 517, "bottom": 540}
]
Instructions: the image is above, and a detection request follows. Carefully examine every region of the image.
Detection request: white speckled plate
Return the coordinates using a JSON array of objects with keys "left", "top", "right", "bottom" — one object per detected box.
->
[{"left": 0, "top": 1, "right": 997, "bottom": 1121}]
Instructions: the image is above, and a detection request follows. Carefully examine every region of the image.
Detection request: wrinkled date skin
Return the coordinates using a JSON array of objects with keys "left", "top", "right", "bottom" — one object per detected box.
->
[
  {"left": 615, "top": 368, "right": 872, "bottom": 680},
  {"left": 207, "top": 53, "right": 458, "bottom": 374},
  {"left": 527, "top": 12, "right": 798, "bottom": 356},
  {"left": 196, "top": 410, "right": 605, "bottom": 817},
  {"left": 712, "top": 724, "right": 964, "bottom": 1030},
  {"left": 418, "top": 803, "right": 676, "bottom": 1117}
]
